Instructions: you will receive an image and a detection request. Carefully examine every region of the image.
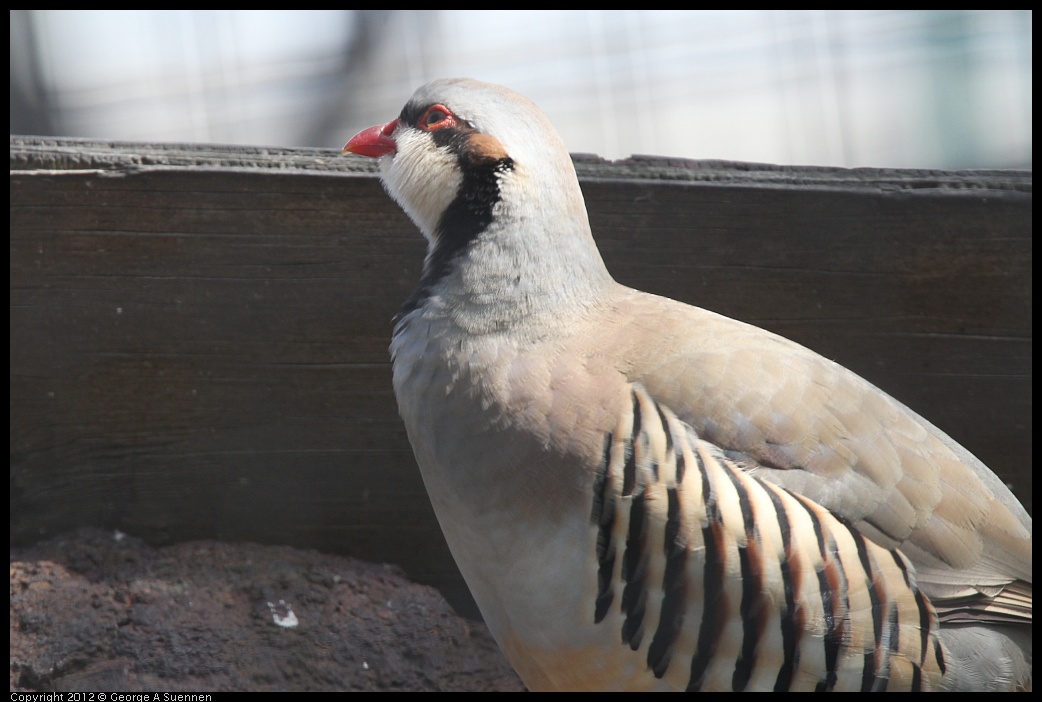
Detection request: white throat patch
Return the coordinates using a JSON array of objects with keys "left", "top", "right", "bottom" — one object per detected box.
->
[{"left": 380, "top": 129, "right": 462, "bottom": 245}]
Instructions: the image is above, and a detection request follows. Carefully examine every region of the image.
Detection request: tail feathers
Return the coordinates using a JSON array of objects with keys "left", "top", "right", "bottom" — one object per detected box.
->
[{"left": 933, "top": 579, "right": 1031, "bottom": 625}]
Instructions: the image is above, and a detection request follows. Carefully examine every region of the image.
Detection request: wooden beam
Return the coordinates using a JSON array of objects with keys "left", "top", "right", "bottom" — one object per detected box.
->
[{"left": 10, "top": 137, "right": 1031, "bottom": 614}]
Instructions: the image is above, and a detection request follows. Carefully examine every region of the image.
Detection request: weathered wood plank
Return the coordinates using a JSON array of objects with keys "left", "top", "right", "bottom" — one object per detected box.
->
[{"left": 10, "top": 137, "right": 1031, "bottom": 615}]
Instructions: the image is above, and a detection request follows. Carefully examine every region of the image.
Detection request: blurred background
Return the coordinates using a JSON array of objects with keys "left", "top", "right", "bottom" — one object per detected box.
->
[{"left": 10, "top": 10, "right": 1032, "bottom": 169}]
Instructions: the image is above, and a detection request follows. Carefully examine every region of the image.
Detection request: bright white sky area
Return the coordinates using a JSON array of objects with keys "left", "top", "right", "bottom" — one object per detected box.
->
[{"left": 10, "top": 10, "right": 1032, "bottom": 169}]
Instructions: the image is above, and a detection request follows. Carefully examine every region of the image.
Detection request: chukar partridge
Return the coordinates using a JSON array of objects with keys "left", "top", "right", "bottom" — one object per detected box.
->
[{"left": 343, "top": 78, "right": 1031, "bottom": 691}]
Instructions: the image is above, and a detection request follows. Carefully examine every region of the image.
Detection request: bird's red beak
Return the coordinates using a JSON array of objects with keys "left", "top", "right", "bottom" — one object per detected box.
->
[{"left": 343, "top": 119, "right": 399, "bottom": 158}]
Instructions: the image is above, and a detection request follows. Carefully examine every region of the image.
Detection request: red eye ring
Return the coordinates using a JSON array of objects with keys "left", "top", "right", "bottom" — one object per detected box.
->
[{"left": 418, "top": 104, "right": 457, "bottom": 132}]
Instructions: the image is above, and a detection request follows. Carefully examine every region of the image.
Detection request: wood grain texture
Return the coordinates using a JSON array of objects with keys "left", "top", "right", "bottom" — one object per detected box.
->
[{"left": 10, "top": 137, "right": 1031, "bottom": 615}]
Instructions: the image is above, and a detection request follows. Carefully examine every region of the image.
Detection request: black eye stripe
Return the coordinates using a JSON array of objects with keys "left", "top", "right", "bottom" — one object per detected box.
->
[
  {"left": 402, "top": 102, "right": 453, "bottom": 130},
  {"left": 398, "top": 101, "right": 424, "bottom": 126}
]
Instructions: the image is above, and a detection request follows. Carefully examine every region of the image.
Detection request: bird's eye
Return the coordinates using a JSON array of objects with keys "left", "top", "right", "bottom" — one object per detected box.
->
[{"left": 419, "top": 105, "right": 455, "bottom": 131}]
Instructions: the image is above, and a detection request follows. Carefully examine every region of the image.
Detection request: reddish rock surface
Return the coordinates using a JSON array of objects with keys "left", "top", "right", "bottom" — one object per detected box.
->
[{"left": 10, "top": 529, "right": 524, "bottom": 692}]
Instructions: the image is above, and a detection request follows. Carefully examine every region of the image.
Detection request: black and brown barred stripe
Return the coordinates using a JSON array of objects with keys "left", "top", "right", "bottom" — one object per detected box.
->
[{"left": 589, "top": 384, "right": 947, "bottom": 691}]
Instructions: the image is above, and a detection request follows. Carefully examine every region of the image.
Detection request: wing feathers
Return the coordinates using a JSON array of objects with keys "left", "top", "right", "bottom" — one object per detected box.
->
[
  {"left": 590, "top": 383, "right": 947, "bottom": 691},
  {"left": 604, "top": 289, "right": 1029, "bottom": 597}
]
